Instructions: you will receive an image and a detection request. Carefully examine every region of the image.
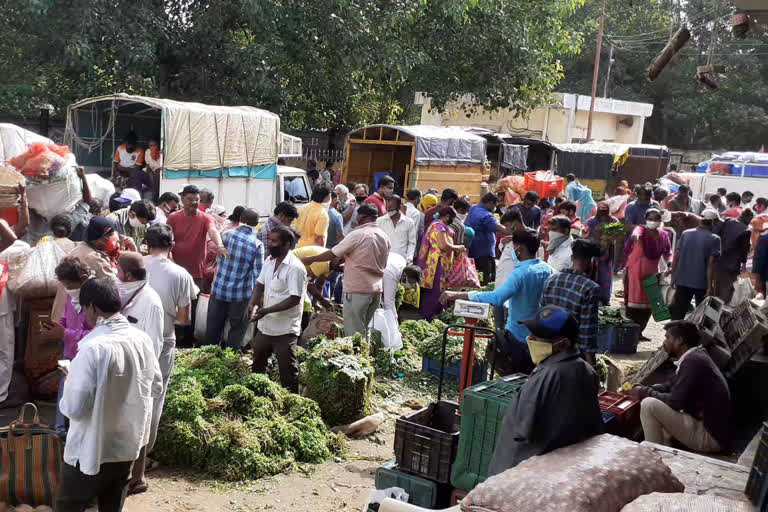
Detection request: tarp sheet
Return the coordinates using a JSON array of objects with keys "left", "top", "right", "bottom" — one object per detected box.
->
[
  {"left": 502, "top": 144, "right": 529, "bottom": 171},
  {"left": 0, "top": 124, "right": 52, "bottom": 166},
  {"left": 66, "top": 94, "right": 280, "bottom": 172},
  {"left": 350, "top": 125, "right": 486, "bottom": 164},
  {"left": 697, "top": 151, "right": 768, "bottom": 177}
]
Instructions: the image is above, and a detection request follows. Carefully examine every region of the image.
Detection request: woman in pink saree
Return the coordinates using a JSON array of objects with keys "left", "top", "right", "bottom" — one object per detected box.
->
[{"left": 622, "top": 208, "right": 671, "bottom": 339}]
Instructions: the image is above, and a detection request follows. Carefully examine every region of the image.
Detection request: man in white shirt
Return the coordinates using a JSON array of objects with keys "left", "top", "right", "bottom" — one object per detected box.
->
[
  {"left": 132, "top": 225, "right": 198, "bottom": 494},
  {"left": 56, "top": 278, "right": 162, "bottom": 512},
  {"left": 405, "top": 189, "right": 425, "bottom": 242},
  {"left": 546, "top": 216, "right": 574, "bottom": 272},
  {"left": 0, "top": 239, "right": 29, "bottom": 402},
  {"left": 376, "top": 195, "right": 416, "bottom": 262},
  {"left": 248, "top": 225, "right": 308, "bottom": 393}
]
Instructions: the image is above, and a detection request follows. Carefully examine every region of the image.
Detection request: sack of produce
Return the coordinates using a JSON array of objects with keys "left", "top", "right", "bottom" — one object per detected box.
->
[
  {"left": 302, "top": 334, "right": 374, "bottom": 427},
  {"left": 446, "top": 254, "right": 481, "bottom": 290},
  {"left": 10, "top": 142, "right": 70, "bottom": 177},
  {"left": 25, "top": 160, "right": 82, "bottom": 220},
  {"left": 301, "top": 310, "right": 343, "bottom": 343},
  {"left": 462, "top": 434, "right": 683, "bottom": 512},
  {"left": 620, "top": 492, "right": 752, "bottom": 511},
  {"left": 0, "top": 166, "right": 25, "bottom": 209},
  {"left": 7, "top": 239, "right": 65, "bottom": 298}
]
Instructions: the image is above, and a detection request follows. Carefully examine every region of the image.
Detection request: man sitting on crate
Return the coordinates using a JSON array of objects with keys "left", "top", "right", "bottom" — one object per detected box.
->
[
  {"left": 488, "top": 305, "right": 604, "bottom": 476},
  {"left": 631, "top": 320, "right": 731, "bottom": 454}
]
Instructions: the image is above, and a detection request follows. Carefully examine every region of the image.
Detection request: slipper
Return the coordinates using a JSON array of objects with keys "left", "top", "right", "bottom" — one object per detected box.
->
[
  {"left": 145, "top": 458, "right": 161, "bottom": 472},
  {"left": 127, "top": 482, "right": 148, "bottom": 496}
]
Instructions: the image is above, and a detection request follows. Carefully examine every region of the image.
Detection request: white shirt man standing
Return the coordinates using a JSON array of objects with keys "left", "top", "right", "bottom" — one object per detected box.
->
[
  {"left": 376, "top": 194, "right": 416, "bottom": 262},
  {"left": 56, "top": 277, "right": 162, "bottom": 511},
  {"left": 248, "top": 225, "right": 308, "bottom": 393}
]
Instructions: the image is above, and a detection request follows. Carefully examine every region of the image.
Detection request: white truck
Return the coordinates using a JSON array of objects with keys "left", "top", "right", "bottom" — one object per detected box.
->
[
  {"left": 682, "top": 152, "right": 768, "bottom": 201},
  {"left": 65, "top": 93, "right": 311, "bottom": 218}
]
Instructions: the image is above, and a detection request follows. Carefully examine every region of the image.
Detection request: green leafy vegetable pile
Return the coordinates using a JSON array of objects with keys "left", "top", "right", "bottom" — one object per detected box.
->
[
  {"left": 301, "top": 333, "right": 374, "bottom": 427},
  {"left": 599, "top": 307, "right": 634, "bottom": 326},
  {"left": 154, "top": 346, "right": 344, "bottom": 481},
  {"left": 598, "top": 222, "right": 628, "bottom": 239}
]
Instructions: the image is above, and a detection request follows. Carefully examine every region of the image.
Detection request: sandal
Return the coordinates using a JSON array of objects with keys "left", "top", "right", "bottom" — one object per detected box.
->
[{"left": 127, "top": 481, "right": 149, "bottom": 496}]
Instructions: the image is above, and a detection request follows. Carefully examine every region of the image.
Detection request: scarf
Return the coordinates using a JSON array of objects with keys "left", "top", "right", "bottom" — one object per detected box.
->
[
  {"left": 548, "top": 232, "right": 569, "bottom": 254},
  {"left": 117, "top": 279, "right": 146, "bottom": 308},
  {"left": 624, "top": 226, "right": 671, "bottom": 261}
]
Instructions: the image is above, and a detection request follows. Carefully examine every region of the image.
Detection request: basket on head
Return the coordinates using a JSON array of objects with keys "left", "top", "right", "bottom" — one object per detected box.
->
[{"left": 0, "top": 166, "right": 25, "bottom": 209}]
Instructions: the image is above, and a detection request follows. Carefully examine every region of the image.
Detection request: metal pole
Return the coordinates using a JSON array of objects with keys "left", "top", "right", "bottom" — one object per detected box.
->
[
  {"left": 603, "top": 43, "right": 614, "bottom": 98},
  {"left": 586, "top": 0, "right": 607, "bottom": 142}
]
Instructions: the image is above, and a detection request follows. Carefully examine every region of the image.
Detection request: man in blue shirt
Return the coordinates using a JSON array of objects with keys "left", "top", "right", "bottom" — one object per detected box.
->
[
  {"left": 206, "top": 208, "right": 264, "bottom": 350},
  {"left": 509, "top": 191, "right": 543, "bottom": 230},
  {"left": 624, "top": 185, "right": 660, "bottom": 230},
  {"left": 466, "top": 193, "right": 511, "bottom": 285},
  {"left": 326, "top": 191, "right": 345, "bottom": 250},
  {"left": 442, "top": 230, "right": 555, "bottom": 375}
]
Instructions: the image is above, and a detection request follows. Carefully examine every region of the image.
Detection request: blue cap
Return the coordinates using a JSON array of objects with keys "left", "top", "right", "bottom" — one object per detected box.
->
[{"left": 520, "top": 305, "right": 578, "bottom": 340}]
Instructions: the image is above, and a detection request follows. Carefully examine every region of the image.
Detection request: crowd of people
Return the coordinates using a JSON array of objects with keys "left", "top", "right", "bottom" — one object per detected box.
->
[{"left": 0, "top": 160, "right": 765, "bottom": 509}]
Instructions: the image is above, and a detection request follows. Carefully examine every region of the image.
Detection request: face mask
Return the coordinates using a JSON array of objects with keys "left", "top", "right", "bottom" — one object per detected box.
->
[
  {"left": 322, "top": 200, "right": 331, "bottom": 209},
  {"left": 65, "top": 288, "right": 81, "bottom": 312},
  {"left": 549, "top": 231, "right": 567, "bottom": 243},
  {"left": 646, "top": 220, "right": 661, "bottom": 230},
  {"left": 387, "top": 210, "right": 398, "bottom": 218},
  {"left": 356, "top": 196, "right": 366, "bottom": 204},
  {"left": 456, "top": 213, "right": 467, "bottom": 224},
  {"left": 129, "top": 216, "right": 144, "bottom": 228},
  {"left": 527, "top": 336, "right": 555, "bottom": 365}
]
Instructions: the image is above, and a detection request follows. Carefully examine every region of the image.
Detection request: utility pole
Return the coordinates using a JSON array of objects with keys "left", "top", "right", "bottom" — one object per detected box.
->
[
  {"left": 603, "top": 43, "right": 614, "bottom": 98},
  {"left": 586, "top": 0, "right": 607, "bottom": 142}
]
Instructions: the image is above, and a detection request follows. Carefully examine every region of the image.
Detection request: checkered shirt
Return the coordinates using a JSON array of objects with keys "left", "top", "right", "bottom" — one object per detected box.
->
[
  {"left": 540, "top": 269, "right": 601, "bottom": 353},
  {"left": 212, "top": 225, "right": 264, "bottom": 302}
]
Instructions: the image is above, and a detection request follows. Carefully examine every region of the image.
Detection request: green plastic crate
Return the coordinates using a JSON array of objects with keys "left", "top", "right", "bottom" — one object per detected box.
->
[
  {"left": 375, "top": 459, "right": 451, "bottom": 508},
  {"left": 642, "top": 274, "right": 671, "bottom": 321},
  {"left": 450, "top": 374, "right": 528, "bottom": 492}
]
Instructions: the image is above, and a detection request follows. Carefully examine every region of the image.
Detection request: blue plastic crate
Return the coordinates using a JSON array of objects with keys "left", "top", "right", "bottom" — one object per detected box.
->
[
  {"left": 421, "top": 357, "right": 488, "bottom": 385},
  {"left": 597, "top": 324, "right": 641, "bottom": 355}
]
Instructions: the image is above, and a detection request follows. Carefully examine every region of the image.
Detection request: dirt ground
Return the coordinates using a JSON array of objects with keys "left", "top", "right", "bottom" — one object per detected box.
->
[{"left": 122, "top": 278, "right": 668, "bottom": 512}]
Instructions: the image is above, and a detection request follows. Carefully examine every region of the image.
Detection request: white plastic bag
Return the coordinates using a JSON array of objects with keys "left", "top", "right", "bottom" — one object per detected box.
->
[
  {"left": 221, "top": 316, "right": 256, "bottom": 347},
  {"left": 364, "top": 488, "right": 409, "bottom": 512},
  {"left": 26, "top": 159, "right": 82, "bottom": 220},
  {"left": 369, "top": 308, "right": 403, "bottom": 351},
  {"left": 85, "top": 173, "right": 116, "bottom": 205},
  {"left": 730, "top": 276, "right": 755, "bottom": 306},
  {"left": 194, "top": 293, "right": 210, "bottom": 341},
  {"left": 7, "top": 239, "right": 65, "bottom": 298}
]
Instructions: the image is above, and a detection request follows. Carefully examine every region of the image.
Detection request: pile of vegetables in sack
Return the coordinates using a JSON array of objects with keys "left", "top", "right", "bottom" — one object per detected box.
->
[{"left": 154, "top": 346, "right": 344, "bottom": 481}]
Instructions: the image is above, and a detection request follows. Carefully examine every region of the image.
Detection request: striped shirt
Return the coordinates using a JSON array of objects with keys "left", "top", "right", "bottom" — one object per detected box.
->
[
  {"left": 541, "top": 270, "right": 601, "bottom": 353},
  {"left": 212, "top": 225, "right": 263, "bottom": 302}
]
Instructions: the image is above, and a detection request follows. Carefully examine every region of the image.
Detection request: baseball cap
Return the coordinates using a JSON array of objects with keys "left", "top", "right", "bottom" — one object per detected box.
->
[
  {"left": 85, "top": 216, "right": 115, "bottom": 242},
  {"left": 115, "top": 188, "right": 141, "bottom": 204},
  {"left": 520, "top": 305, "right": 578, "bottom": 341},
  {"left": 701, "top": 208, "right": 721, "bottom": 221}
]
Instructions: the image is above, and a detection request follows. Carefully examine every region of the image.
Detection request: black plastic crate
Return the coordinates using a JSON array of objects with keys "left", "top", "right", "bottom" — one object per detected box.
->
[
  {"left": 747, "top": 422, "right": 768, "bottom": 505},
  {"left": 394, "top": 401, "right": 460, "bottom": 484}
]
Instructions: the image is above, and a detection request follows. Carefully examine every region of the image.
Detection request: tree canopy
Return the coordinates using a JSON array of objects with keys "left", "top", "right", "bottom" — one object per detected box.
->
[{"left": 0, "top": 0, "right": 583, "bottom": 132}]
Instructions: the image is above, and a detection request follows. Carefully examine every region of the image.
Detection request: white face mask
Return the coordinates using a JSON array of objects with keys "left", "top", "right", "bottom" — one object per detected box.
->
[
  {"left": 387, "top": 210, "right": 398, "bottom": 218},
  {"left": 549, "top": 231, "right": 567, "bottom": 242},
  {"left": 456, "top": 213, "right": 468, "bottom": 224},
  {"left": 646, "top": 220, "right": 661, "bottom": 230},
  {"left": 322, "top": 200, "right": 332, "bottom": 209},
  {"left": 129, "top": 216, "right": 144, "bottom": 228}
]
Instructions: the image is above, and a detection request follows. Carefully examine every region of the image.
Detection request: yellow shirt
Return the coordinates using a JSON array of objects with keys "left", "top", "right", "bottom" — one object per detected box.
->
[
  {"left": 293, "top": 202, "right": 330, "bottom": 248},
  {"left": 292, "top": 245, "right": 332, "bottom": 313}
]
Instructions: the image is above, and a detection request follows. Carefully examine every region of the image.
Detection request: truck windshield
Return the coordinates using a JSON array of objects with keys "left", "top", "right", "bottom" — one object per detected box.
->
[{"left": 285, "top": 177, "right": 309, "bottom": 203}]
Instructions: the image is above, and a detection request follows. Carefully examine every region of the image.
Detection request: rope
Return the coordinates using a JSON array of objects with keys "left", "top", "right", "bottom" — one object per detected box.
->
[{"left": 64, "top": 101, "right": 117, "bottom": 153}]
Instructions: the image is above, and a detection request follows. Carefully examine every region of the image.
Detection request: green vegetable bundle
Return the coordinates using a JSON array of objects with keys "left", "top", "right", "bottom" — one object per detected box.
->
[
  {"left": 598, "top": 222, "right": 628, "bottom": 239},
  {"left": 154, "top": 346, "right": 343, "bottom": 481},
  {"left": 599, "top": 306, "right": 634, "bottom": 326},
  {"left": 302, "top": 335, "right": 374, "bottom": 427},
  {"left": 418, "top": 329, "right": 488, "bottom": 366}
]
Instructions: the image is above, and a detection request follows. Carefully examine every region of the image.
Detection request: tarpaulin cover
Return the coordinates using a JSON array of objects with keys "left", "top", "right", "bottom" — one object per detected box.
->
[
  {"left": 697, "top": 151, "right": 768, "bottom": 177},
  {"left": 66, "top": 94, "right": 280, "bottom": 172},
  {"left": 350, "top": 125, "right": 486, "bottom": 164},
  {"left": 501, "top": 144, "right": 528, "bottom": 171},
  {"left": 0, "top": 124, "right": 52, "bottom": 166},
  {"left": 555, "top": 151, "right": 615, "bottom": 180}
]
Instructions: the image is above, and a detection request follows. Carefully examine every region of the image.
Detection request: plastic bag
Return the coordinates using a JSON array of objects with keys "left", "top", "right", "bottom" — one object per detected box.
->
[
  {"left": 730, "top": 276, "right": 755, "bottom": 306},
  {"left": 9, "top": 142, "right": 69, "bottom": 177},
  {"left": 25, "top": 160, "right": 82, "bottom": 220},
  {"left": 194, "top": 293, "right": 210, "bottom": 342},
  {"left": 7, "top": 239, "right": 65, "bottom": 298},
  {"left": 446, "top": 254, "right": 481, "bottom": 290},
  {"left": 221, "top": 316, "right": 255, "bottom": 347},
  {"left": 364, "top": 488, "right": 409, "bottom": 512},
  {"left": 369, "top": 308, "right": 403, "bottom": 351}
]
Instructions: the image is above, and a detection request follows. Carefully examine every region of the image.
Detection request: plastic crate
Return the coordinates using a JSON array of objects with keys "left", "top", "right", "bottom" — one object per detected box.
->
[
  {"left": 597, "top": 323, "right": 641, "bottom": 354},
  {"left": 375, "top": 459, "right": 452, "bottom": 509},
  {"left": 598, "top": 390, "right": 640, "bottom": 439},
  {"left": 746, "top": 423, "right": 768, "bottom": 505},
  {"left": 642, "top": 274, "right": 671, "bottom": 321},
  {"left": 450, "top": 374, "right": 529, "bottom": 492},
  {"left": 394, "top": 401, "right": 460, "bottom": 484},
  {"left": 421, "top": 357, "right": 488, "bottom": 386},
  {"left": 524, "top": 171, "right": 564, "bottom": 198},
  {"left": 723, "top": 303, "right": 768, "bottom": 378}
]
